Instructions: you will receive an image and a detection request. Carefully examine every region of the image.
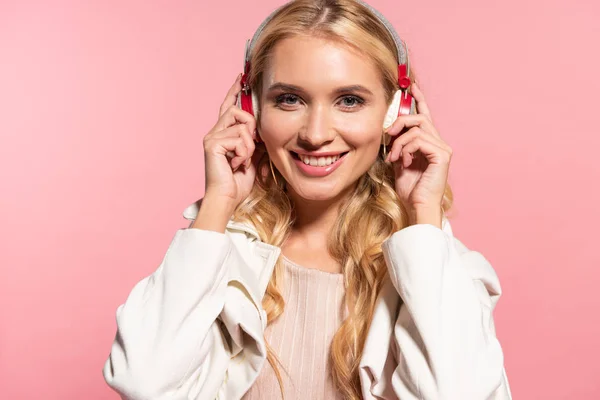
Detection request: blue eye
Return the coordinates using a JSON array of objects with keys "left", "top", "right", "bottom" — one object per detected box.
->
[
  {"left": 339, "top": 95, "right": 364, "bottom": 109},
  {"left": 275, "top": 93, "right": 300, "bottom": 106}
]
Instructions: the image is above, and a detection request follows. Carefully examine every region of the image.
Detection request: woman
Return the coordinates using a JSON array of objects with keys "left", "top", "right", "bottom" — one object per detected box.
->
[{"left": 103, "top": 0, "right": 512, "bottom": 399}]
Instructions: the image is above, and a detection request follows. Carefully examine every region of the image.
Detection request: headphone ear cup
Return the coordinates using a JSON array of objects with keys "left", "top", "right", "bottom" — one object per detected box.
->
[
  {"left": 251, "top": 91, "right": 259, "bottom": 120},
  {"left": 382, "top": 90, "right": 402, "bottom": 146},
  {"left": 237, "top": 87, "right": 263, "bottom": 142},
  {"left": 399, "top": 91, "right": 416, "bottom": 117},
  {"left": 237, "top": 88, "right": 259, "bottom": 119},
  {"left": 382, "top": 89, "right": 417, "bottom": 146},
  {"left": 238, "top": 90, "right": 253, "bottom": 115},
  {"left": 251, "top": 91, "right": 263, "bottom": 143},
  {"left": 236, "top": 90, "right": 242, "bottom": 108}
]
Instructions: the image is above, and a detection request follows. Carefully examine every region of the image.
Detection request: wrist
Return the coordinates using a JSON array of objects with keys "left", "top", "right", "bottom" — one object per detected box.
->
[
  {"left": 191, "top": 195, "right": 237, "bottom": 233},
  {"left": 202, "top": 193, "right": 238, "bottom": 213},
  {"left": 409, "top": 205, "right": 443, "bottom": 229}
]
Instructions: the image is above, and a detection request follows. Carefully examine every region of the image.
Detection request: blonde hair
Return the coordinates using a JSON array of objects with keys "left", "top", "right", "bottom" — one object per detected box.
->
[{"left": 231, "top": 1, "right": 454, "bottom": 398}]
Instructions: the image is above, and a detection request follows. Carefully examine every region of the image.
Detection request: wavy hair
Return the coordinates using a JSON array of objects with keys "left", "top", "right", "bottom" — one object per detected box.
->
[{"left": 231, "top": 1, "right": 454, "bottom": 398}]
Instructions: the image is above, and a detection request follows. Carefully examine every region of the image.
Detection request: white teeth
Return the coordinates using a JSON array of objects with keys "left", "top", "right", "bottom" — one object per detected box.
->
[{"left": 298, "top": 153, "right": 342, "bottom": 167}]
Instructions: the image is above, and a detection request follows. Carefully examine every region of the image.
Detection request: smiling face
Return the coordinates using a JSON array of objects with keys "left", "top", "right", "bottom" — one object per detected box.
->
[{"left": 258, "top": 35, "right": 389, "bottom": 202}]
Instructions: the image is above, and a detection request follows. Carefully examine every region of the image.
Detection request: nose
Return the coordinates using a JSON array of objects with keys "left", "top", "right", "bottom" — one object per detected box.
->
[{"left": 297, "top": 104, "right": 336, "bottom": 148}]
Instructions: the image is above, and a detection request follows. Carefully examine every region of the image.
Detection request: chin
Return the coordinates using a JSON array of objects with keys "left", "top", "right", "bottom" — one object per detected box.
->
[
  {"left": 294, "top": 189, "right": 338, "bottom": 201},
  {"left": 286, "top": 178, "right": 349, "bottom": 202}
]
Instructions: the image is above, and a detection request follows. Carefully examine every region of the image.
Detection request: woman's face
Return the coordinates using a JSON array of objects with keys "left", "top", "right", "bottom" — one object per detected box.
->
[{"left": 259, "top": 35, "right": 389, "bottom": 202}]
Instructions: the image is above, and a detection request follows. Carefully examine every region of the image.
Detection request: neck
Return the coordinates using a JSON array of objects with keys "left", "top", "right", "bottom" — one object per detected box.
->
[{"left": 286, "top": 183, "right": 356, "bottom": 244}]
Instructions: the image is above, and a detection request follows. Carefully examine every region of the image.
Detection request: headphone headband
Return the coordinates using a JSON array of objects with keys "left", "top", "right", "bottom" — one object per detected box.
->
[{"left": 243, "top": 0, "right": 409, "bottom": 75}]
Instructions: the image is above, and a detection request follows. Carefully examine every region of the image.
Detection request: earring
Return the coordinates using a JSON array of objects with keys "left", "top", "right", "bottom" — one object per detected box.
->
[
  {"left": 381, "top": 131, "right": 388, "bottom": 160},
  {"left": 377, "top": 131, "right": 388, "bottom": 195},
  {"left": 269, "top": 158, "right": 278, "bottom": 185}
]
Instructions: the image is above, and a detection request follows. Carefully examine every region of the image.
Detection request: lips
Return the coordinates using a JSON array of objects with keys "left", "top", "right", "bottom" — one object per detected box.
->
[
  {"left": 290, "top": 151, "right": 349, "bottom": 177},
  {"left": 290, "top": 151, "right": 349, "bottom": 166}
]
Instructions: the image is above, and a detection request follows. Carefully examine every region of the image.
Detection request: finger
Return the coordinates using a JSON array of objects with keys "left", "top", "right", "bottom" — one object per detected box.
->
[
  {"left": 219, "top": 73, "right": 243, "bottom": 117},
  {"left": 218, "top": 136, "right": 248, "bottom": 170},
  {"left": 384, "top": 113, "right": 439, "bottom": 140},
  {"left": 410, "top": 82, "right": 433, "bottom": 121},
  {"left": 215, "top": 126, "right": 246, "bottom": 140},
  {"left": 388, "top": 124, "right": 451, "bottom": 161},
  {"left": 215, "top": 105, "right": 257, "bottom": 140},
  {"left": 400, "top": 136, "right": 450, "bottom": 169},
  {"left": 387, "top": 126, "right": 422, "bottom": 163},
  {"left": 215, "top": 125, "right": 252, "bottom": 166},
  {"left": 209, "top": 124, "right": 247, "bottom": 158},
  {"left": 235, "top": 123, "right": 256, "bottom": 169}
]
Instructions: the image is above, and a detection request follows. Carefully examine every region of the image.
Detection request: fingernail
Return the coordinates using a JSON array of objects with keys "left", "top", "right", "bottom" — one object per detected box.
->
[{"left": 245, "top": 159, "right": 251, "bottom": 168}]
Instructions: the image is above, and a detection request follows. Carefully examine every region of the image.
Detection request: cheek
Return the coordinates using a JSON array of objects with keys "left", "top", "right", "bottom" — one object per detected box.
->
[
  {"left": 258, "top": 109, "right": 302, "bottom": 145},
  {"left": 334, "top": 114, "right": 383, "bottom": 151}
]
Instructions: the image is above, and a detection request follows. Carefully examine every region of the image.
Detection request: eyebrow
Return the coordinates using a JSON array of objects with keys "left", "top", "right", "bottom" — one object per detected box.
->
[{"left": 266, "top": 82, "right": 375, "bottom": 96}]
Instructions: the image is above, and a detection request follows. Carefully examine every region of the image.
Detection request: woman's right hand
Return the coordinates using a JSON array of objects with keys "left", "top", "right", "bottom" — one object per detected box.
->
[{"left": 202, "top": 74, "right": 263, "bottom": 210}]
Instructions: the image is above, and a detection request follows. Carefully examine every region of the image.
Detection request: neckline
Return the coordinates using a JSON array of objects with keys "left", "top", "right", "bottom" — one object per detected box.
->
[{"left": 281, "top": 254, "right": 344, "bottom": 278}]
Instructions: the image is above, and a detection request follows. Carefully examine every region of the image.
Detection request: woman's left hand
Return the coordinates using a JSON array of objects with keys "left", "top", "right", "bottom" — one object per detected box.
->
[{"left": 384, "top": 82, "right": 452, "bottom": 224}]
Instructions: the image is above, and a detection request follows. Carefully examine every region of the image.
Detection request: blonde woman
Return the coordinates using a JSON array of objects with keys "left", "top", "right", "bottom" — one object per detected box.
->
[{"left": 103, "top": 0, "right": 511, "bottom": 399}]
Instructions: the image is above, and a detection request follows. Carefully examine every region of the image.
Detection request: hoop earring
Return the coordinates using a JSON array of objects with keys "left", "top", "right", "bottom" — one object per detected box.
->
[
  {"left": 377, "top": 132, "right": 387, "bottom": 196},
  {"left": 269, "top": 158, "right": 278, "bottom": 185}
]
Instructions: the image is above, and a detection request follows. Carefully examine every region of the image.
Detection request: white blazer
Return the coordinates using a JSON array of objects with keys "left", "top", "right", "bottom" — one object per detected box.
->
[{"left": 103, "top": 198, "right": 512, "bottom": 400}]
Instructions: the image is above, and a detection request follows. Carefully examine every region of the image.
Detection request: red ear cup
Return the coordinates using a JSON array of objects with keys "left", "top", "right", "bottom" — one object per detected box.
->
[
  {"left": 397, "top": 64, "right": 414, "bottom": 117},
  {"left": 398, "top": 91, "right": 414, "bottom": 116},
  {"left": 240, "top": 71, "right": 254, "bottom": 116},
  {"left": 239, "top": 65, "right": 263, "bottom": 143},
  {"left": 383, "top": 64, "right": 416, "bottom": 150}
]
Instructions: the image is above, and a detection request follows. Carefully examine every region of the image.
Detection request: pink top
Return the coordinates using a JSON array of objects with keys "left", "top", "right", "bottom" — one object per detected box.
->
[{"left": 243, "top": 255, "right": 347, "bottom": 399}]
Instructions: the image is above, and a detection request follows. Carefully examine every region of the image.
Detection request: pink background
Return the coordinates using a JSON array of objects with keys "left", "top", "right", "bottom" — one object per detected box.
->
[{"left": 1, "top": 0, "right": 598, "bottom": 398}]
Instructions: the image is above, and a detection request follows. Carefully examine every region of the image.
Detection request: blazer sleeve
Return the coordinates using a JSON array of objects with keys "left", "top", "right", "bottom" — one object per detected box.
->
[
  {"left": 381, "top": 218, "right": 512, "bottom": 400},
  {"left": 102, "top": 227, "right": 235, "bottom": 400}
]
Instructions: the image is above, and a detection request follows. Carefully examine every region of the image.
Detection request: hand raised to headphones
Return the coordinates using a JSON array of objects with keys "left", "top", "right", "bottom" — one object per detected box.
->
[
  {"left": 202, "top": 74, "right": 264, "bottom": 211},
  {"left": 384, "top": 82, "right": 452, "bottom": 218}
]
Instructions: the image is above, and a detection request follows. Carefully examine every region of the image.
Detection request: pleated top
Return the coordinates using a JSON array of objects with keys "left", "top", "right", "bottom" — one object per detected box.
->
[{"left": 243, "top": 255, "right": 347, "bottom": 399}]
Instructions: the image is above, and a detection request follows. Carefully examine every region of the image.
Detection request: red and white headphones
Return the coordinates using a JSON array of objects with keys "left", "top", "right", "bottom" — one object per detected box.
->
[{"left": 237, "top": 0, "right": 416, "bottom": 147}]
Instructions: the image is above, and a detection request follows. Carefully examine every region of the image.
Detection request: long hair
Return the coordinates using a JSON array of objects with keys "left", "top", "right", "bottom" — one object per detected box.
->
[{"left": 231, "top": 1, "right": 454, "bottom": 398}]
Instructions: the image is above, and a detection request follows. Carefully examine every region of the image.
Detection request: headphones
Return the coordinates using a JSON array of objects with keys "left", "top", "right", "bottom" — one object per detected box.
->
[{"left": 236, "top": 0, "right": 416, "bottom": 148}]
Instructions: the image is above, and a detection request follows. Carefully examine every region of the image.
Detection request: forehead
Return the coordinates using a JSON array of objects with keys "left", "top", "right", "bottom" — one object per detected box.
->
[{"left": 263, "top": 35, "right": 383, "bottom": 92}]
